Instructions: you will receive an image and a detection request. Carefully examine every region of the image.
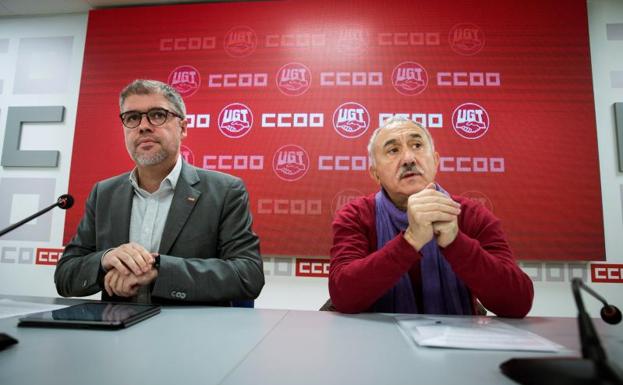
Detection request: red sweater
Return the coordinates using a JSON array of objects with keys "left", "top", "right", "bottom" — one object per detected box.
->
[{"left": 329, "top": 193, "right": 534, "bottom": 318}]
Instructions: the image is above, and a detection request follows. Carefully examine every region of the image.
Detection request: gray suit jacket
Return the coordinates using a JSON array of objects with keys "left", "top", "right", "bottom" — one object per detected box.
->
[{"left": 54, "top": 162, "right": 264, "bottom": 305}]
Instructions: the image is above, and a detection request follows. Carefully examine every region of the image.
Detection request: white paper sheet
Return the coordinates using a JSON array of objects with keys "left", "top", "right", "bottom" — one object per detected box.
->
[
  {"left": 395, "top": 315, "right": 565, "bottom": 352},
  {"left": 0, "top": 298, "right": 68, "bottom": 319}
]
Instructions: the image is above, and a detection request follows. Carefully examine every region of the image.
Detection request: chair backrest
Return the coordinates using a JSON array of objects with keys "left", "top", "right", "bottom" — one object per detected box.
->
[{"left": 319, "top": 298, "right": 335, "bottom": 311}]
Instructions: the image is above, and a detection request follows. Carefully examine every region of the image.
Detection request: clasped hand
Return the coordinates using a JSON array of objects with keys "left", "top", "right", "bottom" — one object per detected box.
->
[
  {"left": 403, "top": 183, "right": 461, "bottom": 251},
  {"left": 102, "top": 242, "right": 158, "bottom": 297}
]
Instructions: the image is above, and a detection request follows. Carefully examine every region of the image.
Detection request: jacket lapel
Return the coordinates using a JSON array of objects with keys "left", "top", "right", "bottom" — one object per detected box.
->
[
  {"left": 110, "top": 178, "right": 133, "bottom": 246},
  {"left": 159, "top": 163, "right": 201, "bottom": 254}
]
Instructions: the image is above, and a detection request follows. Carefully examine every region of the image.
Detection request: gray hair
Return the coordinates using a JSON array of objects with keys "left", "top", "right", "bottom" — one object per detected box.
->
[
  {"left": 119, "top": 79, "right": 186, "bottom": 118},
  {"left": 367, "top": 116, "right": 435, "bottom": 166}
]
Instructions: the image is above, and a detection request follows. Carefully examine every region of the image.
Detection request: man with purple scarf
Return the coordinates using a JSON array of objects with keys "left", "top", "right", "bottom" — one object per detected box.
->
[{"left": 328, "top": 117, "right": 533, "bottom": 317}]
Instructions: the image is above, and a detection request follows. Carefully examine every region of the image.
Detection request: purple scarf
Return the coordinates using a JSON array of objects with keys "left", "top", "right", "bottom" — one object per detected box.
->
[{"left": 372, "top": 187, "right": 473, "bottom": 315}]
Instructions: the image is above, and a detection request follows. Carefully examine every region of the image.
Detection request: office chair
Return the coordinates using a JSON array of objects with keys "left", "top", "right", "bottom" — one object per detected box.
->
[{"left": 319, "top": 298, "right": 335, "bottom": 311}]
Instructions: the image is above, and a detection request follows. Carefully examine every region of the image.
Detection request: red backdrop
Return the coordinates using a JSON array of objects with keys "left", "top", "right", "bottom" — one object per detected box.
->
[{"left": 66, "top": 0, "right": 604, "bottom": 261}]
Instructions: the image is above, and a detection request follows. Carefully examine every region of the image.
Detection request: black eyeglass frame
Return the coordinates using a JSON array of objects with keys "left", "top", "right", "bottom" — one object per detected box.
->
[{"left": 119, "top": 108, "right": 183, "bottom": 129}]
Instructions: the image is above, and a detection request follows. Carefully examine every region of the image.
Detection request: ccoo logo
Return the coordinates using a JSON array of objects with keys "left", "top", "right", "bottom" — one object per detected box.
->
[
  {"left": 332, "top": 102, "right": 370, "bottom": 139},
  {"left": 218, "top": 103, "right": 253, "bottom": 138},
  {"left": 168, "top": 65, "right": 201, "bottom": 98},
  {"left": 276, "top": 62, "right": 312, "bottom": 96},
  {"left": 224, "top": 26, "right": 257, "bottom": 58},
  {"left": 272, "top": 144, "right": 310, "bottom": 182},
  {"left": 452, "top": 102, "right": 490, "bottom": 140},
  {"left": 392, "top": 61, "right": 428, "bottom": 96},
  {"left": 449, "top": 23, "right": 485, "bottom": 56}
]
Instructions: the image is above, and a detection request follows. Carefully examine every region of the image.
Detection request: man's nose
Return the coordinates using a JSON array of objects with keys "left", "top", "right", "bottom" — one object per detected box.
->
[
  {"left": 137, "top": 115, "right": 154, "bottom": 133},
  {"left": 401, "top": 147, "right": 417, "bottom": 165}
]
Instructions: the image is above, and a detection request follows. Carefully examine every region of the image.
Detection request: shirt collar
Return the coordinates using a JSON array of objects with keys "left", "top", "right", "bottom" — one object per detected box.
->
[{"left": 129, "top": 155, "right": 183, "bottom": 194}]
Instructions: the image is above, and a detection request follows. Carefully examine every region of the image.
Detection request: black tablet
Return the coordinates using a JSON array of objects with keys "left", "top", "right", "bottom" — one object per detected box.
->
[{"left": 18, "top": 302, "right": 160, "bottom": 329}]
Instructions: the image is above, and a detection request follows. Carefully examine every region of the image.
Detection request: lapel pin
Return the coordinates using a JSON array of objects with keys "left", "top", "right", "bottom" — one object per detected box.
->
[{"left": 187, "top": 197, "right": 196, "bottom": 202}]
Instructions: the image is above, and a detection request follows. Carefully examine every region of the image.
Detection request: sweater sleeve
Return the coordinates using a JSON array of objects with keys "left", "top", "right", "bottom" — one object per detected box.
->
[
  {"left": 328, "top": 196, "right": 421, "bottom": 313},
  {"left": 442, "top": 196, "right": 534, "bottom": 318}
]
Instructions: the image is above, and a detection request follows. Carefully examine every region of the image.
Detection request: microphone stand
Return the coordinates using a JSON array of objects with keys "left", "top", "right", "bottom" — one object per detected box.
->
[
  {"left": 500, "top": 278, "right": 623, "bottom": 385},
  {"left": 0, "top": 194, "right": 73, "bottom": 237},
  {"left": 0, "top": 194, "right": 73, "bottom": 351}
]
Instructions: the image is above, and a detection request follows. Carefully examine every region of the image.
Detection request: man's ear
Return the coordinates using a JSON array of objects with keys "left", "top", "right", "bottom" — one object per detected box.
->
[
  {"left": 369, "top": 165, "right": 380, "bottom": 183},
  {"left": 179, "top": 118, "right": 188, "bottom": 139}
]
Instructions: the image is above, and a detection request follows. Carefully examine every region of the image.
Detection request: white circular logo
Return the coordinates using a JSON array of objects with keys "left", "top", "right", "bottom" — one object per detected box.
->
[
  {"left": 276, "top": 62, "right": 312, "bottom": 96},
  {"left": 336, "top": 26, "right": 369, "bottom": 55},
  {"left": 461, "top": 190, "right": 494, "bottom": 212},
  {"left": 332, "top": 102, "right": 370, "bottom": 139},
  {"left": 218, "top": 103, "right": 253, "bottom": 139},
  {"left": 331, "top": 189, "right": 364, "bottom": 217},
  {"left": 392, "top": 61, "right": 428, "bottom": 96},
  {"left": 168, "top": 65, "right": 201, "bottom": 98},
  {"left": 272, "top": 144, "right": 310, "bottom": 182},
  {"left": 224, "top": 26, "right": 257, "bottom": 58},
  {"left": 452, "top": 102, "right": 490, "bottom": 140},
  {"left": 180, "top": 145, "right": 195, "bottom": 165},
  {"left": 449, "top": 23, "right": 485, "bottom": 56}
]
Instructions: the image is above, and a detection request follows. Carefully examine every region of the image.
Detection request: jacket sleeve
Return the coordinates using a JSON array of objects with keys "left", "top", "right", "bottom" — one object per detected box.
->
[
  {"left": 54, "top": 184, "right": 107, "bottom": 297},
  {"left": 151, "top": 178, "right": 264, "bottom": 302},
  {"left": 328, "top": 198, "right": 421, "bottom": 313},
  {"left": 442, "top": 198, "right": 534, "bottom": 318}
]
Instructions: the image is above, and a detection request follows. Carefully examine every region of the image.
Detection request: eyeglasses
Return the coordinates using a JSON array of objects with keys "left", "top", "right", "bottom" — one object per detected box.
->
[{"left": 119, "top": 108, "right": 182, "bottom": 129}]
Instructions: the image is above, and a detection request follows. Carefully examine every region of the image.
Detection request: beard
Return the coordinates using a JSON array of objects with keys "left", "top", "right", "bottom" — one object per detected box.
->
[{"left": 132, "top": 148, "right": 168, "bottom": 166}]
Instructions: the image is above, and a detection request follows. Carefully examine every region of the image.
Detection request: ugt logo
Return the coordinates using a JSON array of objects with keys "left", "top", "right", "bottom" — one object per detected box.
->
[
  {"left": 224, "top": 26, "right": 257, "bottom": 58},
  {"left": 180, "top": 145, "right": 195, "bottom": 165},
  {"left": 452, "top": 102, "right": 490, "bottom": 139},
  {"left": 331, "top": 189, "right": 364, "bottom": 217},
  {"left": 460, "top": 190, "right": 494, "bottom": 212},
  {"left": 218, "top": 103, "right": 253, "bottom": 139},
  {"left": 272, "top": 144, "right": 310, "bottom": 182},
  {"left": 449, "top": 23, "right": 485, "bottom": 56},
  {"left": 276, "top": 63, "right": 312, "bottom": 96},
  {"left": 168, "top": 65, "right": 201, "bottom": 98},
  {"left": 332, "top": 102, "right": 370, "bottom": 139},
  {"left": 392, "top": 62, "right": 428, "bottom": 96},
  {"left": 336, "top": 26, "right": 369, "bottom": 55}
]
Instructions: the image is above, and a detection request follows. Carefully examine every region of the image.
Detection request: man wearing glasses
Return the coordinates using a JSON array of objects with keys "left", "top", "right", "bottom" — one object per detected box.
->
[{"left": 55, "top": 79, "right": 264, "bottom": 305}]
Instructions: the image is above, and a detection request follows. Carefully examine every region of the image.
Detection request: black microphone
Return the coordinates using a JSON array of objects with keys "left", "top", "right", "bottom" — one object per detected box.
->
[
  {"left": 573, "top": 278, "right": 622, "bottom": 325},
  {"left": 501, "top": 278, "right": 623, "bottom": 385},
  {"left": 56, "top": 194, "right": 74, "bottom": 210},
  {"left": 0, "top": 194, "right": 73, "bottom": 238},
  {"left": 602, "top": 305, "right": 622, "bottom": 325},
  {"left": 0, "top": 194, "right": 74, "bottom": 348}
]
